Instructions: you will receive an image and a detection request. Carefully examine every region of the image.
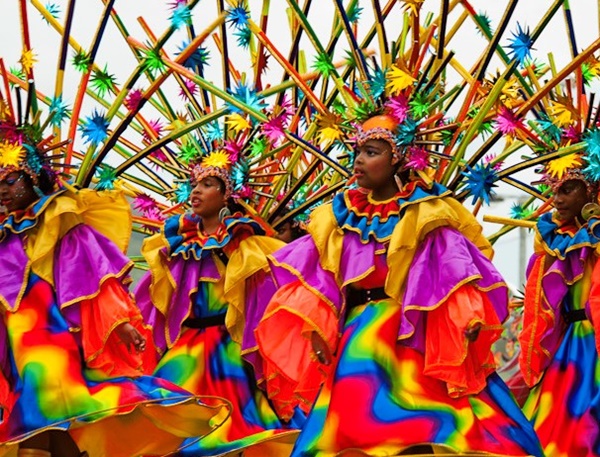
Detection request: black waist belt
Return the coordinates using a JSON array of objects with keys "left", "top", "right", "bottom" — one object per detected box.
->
[
  {"left": 563, "top": 309, "right": 588, "bottom": 324},
  {"left": 183, "top": 314, "right": 226, "bottom": 329},
  {"left": 346, "top": 287, "right": 389, "bottom": 308}
]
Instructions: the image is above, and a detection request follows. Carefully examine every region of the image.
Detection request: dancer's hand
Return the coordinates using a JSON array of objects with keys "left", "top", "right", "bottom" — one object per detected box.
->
[
  {"left": 116, "top": 322, "right": 147, "bottom": 353},
  {"left": 310, "top": 331, "right": 331, "bottom": 365},
  {"left": 464, "top": 322, "right": 482, "bottom": 342}
]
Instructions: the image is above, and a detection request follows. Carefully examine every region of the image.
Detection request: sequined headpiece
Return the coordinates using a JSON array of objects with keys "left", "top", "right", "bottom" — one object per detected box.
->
[
  {"left": 356, "top": 114, "right": 401, "bottom": 159},
  {"left": 189, "top": 150, "right": 234, "bottom": 199},
  {"left": 0, "top": 121, "right": 58, "bottom": 189},
  {"left": 544, "top": 159, "right": 599, "bottom": 199}
]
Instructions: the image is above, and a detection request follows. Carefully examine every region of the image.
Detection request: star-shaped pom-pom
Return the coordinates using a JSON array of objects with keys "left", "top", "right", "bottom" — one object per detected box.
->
[
  {"left": 509, "top": 202, "right": 536, "bottom": 220},
  {"left": 548, "top": 95, "right": 578, "bottom": 128},
  {"left": 227, "top": 3, "right": 250, "bottom": 30},
  {"left": 227, "top": 83, "right": 266, "bottom": 114},
  {"left": 312, "top": 53, "right": 335, "bottom": 77},
  {"left": 475, "top": 12, "right": 493, "bottom": 37},
  {"left": 395, "top": 117, "right": 418, "bottom": 146},
  {"left": 262, "top": 116, "right": 286, "bottom": 145},
  {"left": 369, "top": 68, "right": 387, "bottom": 99},
  {"left": 20, "top": 49, "right": 37, "bottom": 73},
  {"left": 95, "top": 165, "right": 117, "bottom": 190},
  {"left": 385, "top": 94, "right": 410, "bottom": 123},
  {"left": 225, "top": 113, "right": 251, "bottom": 133},
  {"left": 202, "top": 150, "right": 231, "bottom": 169},
  {"left": 205, "top": 122, "right": 223, "bottom": 142},
  {"left": 72, "top": 50, "right": 90, "bottom": 72},
  {"left": 177, "top": 41, "right": 210, "bottom": 71},
  {"left": 506, "top": 22, "right": 534, "bottom": 66},
  {"left": 234, "top": 27, "right": 252, "bottom": 49},
  {"left": 348, "top": 3, "right": 363, "bottom": 23},
  {"left": 79, "top": 109, "right": 109, "bottom": 144},
  {"left": 405, "top": 146, "right": 429, "bottom": 171},
  {"left": 43, "top": 2, "right": 61, "bottom": 22},
  {"left": 179, "top": 142, "right": 200, "bottom": 164},
  {"left": 315, "top": 112, "right": 344, "bottom": 147},
  {"left": 169, "top": 3, "right": 192, "bottom": 29},
  {"left": 141, "top": 119, "right": 164, "bottom": 144},
  {"left": 249, "top": 137, "right": 269, "bottom": 157},
  {"left": 133, "top": 193, "right": 159, "bottom": 213},
  {"left": 142, "top": 47, "right": 166, "bottom": 75},
  {"left": 585, "top": 127, "right": 600, "bottom": 158},
  {"left": 495, "top": 106, "right": 524, "bottom": 136},
  {"left": 223, "top": 138, "right": 244, "bottom": 163},
  {"left": 0, "top": 140, "right": 25, "bottom": 168},
  {"left": 179, "top": 79, "right": 198, "bottom": 99},
  {"left": 583, "top": 157, "right": 600, "bottom": 183},
  {"left": 545, "top": 154, "right": 582, "bottom": 180},
  {"left": 91, "top": 65, "right": 117, "bottom": 97},
  {"left": 462, "top": 162, "right": 498, "bottom": 205},
  {"left": 174, "top": 181, "right": 191, "bottom": 204},
  {"left": 48, "top": 96, "right": 70, "bottom": 127},
  {"left": 408, "top": 92, "right": 430, "bottom": 119},
  {"left": 385, "top": 64, "right": 416, "bottom": 95},
  {"left": 125, "top": 88, "right": 144, "bottom": 112}
]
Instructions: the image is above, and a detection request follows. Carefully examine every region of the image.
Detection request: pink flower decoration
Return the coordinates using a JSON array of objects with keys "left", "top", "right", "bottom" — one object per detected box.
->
[
  {"left": 385, "top": 94, "right": 410, "bottom": 123},
  {"left": 124, "top": 88, "right": 144, "bottom": 111},
  {"left": 405, "top": 146, "right": 429, "bottom": 170},
  {"left": 495, "top": 106, "right": 524, "bottom": 135}
]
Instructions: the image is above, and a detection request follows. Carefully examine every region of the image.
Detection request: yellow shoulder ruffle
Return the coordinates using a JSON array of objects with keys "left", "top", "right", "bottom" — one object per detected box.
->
[
  {"left": 306, "top": 203, "right": 345, "bottom": 284},
  {"left": 26, "top": 189, "right": 133, "bottom": 287},
  {"left": 386, "top": 196, "right": 493, "bottom": 303},
  {"left": 140, "top": 231, "right": 178, "bottom": 317},
  {"left": 224, "top": 235, "right": 286, "bottom": 345}
]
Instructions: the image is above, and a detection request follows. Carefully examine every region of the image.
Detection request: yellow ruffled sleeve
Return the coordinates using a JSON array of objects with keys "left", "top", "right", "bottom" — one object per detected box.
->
[
  {"left": 306, "top": 203, "right": 345, "bottom": 285},
  {"left": 25, "top": 189, "right": 133, "bottom": 287},
  {"left": 140, "top": 231, "right": 177, "bottom": 318},
  {"left": 386, "top": 196, "right": 493, "bottom": 303},
  {"left": 224, "top": 235, "right": 286, "bottom": 346}
]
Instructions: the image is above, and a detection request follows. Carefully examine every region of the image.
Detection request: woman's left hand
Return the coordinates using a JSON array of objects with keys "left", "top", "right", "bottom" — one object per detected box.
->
[
  {"left": 464, "top": 322, "right": 482, "bottom": 343},
  {"left": 115, "top": 322, "right": 146, "bottom": 353}
]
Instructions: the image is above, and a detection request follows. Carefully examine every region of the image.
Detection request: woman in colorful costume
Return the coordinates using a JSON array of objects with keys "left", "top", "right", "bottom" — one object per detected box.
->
[
  {"left": 254, "top": 113, "right": 543, "bottom": 456},
  {"left": 0, "top": 120, "right": 229, "bottom": 457},
  {"left": 518, "top": 160, "right": 600, "bottom": 455},
  {"left": 135, "top": 150, "right": 305, "bottom": 456}
]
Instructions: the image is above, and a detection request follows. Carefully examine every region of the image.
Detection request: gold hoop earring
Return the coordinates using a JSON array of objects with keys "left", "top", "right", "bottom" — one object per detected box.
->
[
  {"left": 218, "top": 206, "right": 231, "bottom": 221},
  {"left": 581, "top": 202, "right": 600, "bottom": 221}
]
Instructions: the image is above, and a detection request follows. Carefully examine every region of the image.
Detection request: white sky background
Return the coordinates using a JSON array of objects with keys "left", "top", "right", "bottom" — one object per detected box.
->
[{"left": 0, "top": 0, "right": 599, "bottom": 288}]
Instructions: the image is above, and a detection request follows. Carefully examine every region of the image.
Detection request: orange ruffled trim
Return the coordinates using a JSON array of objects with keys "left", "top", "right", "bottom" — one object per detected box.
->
[
  {"left": 587, "top": 257, "right": 600, "bottom": 360},
  {"left": 80, "top": 277, "right": 157, "bottom": 377},
  {"left": 518, "top": 255, "right": 553, "bottom": 387},
  {"left": 255, "top": 280, "right": 338, "bottom": 421},
  {"left": 424, "top": 284, "right": 501, "bottom": 397}
]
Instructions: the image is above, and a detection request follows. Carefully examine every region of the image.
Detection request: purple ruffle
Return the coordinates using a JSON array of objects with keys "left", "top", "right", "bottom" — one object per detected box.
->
[
  {"left": 269, "top": 227, "right": 508, "bottom": 352},
  {"left": 55, "top": 225, "right": 133, "bottom": 328},
  {"left": 400, "top": 227, "right": 509, "bottom": 351},
  {"left": 269, "top": 232, "right": 383, "bottom": 315},
  {"left": 135, "top": 252, "right": 220, "bottom": 352},
  {"left": 269, "top": 234, "right": 344, "bottom": 313},
  {"left": 532, "top": 247, "right": 589, "bottom": 365},
  {"left": 0, "top": 233, "right": 29, "bottom": 311},
  {"left": 241, "top": 270, "right": 280, "bottom": 380}
]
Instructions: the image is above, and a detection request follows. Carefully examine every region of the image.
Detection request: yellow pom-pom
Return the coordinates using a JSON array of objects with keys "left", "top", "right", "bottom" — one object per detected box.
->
[{"left": 0, "top": 140, "right": 25, "bottom": 168}]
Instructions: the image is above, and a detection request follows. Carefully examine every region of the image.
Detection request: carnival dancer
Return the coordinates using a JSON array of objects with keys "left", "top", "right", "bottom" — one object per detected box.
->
[
  {"left": 518, "top": 163, "right": 600, "bottom": 455},
  {"left": 135, "top": 150, "right": 305, "bottom": 456},
  {"left": 254, "top": 113, "right": 543, "bottom": 456},
  {"left": 0, "top": 120, "right": 229, "bottom": 457}
]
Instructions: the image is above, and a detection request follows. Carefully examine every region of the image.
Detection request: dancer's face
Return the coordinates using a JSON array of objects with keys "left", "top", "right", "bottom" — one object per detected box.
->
[
  {"left": 353, "top": 138, "right": 399, "bottom": 200},
  {"left": 553, "top": 179, "right": 590, "bottom": 224},
  {"left": 189, "top": 176, "right": 227, "bottom": 218},
  {"left": 0, "top": 171, "right": 39, "bottom": 213}
]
